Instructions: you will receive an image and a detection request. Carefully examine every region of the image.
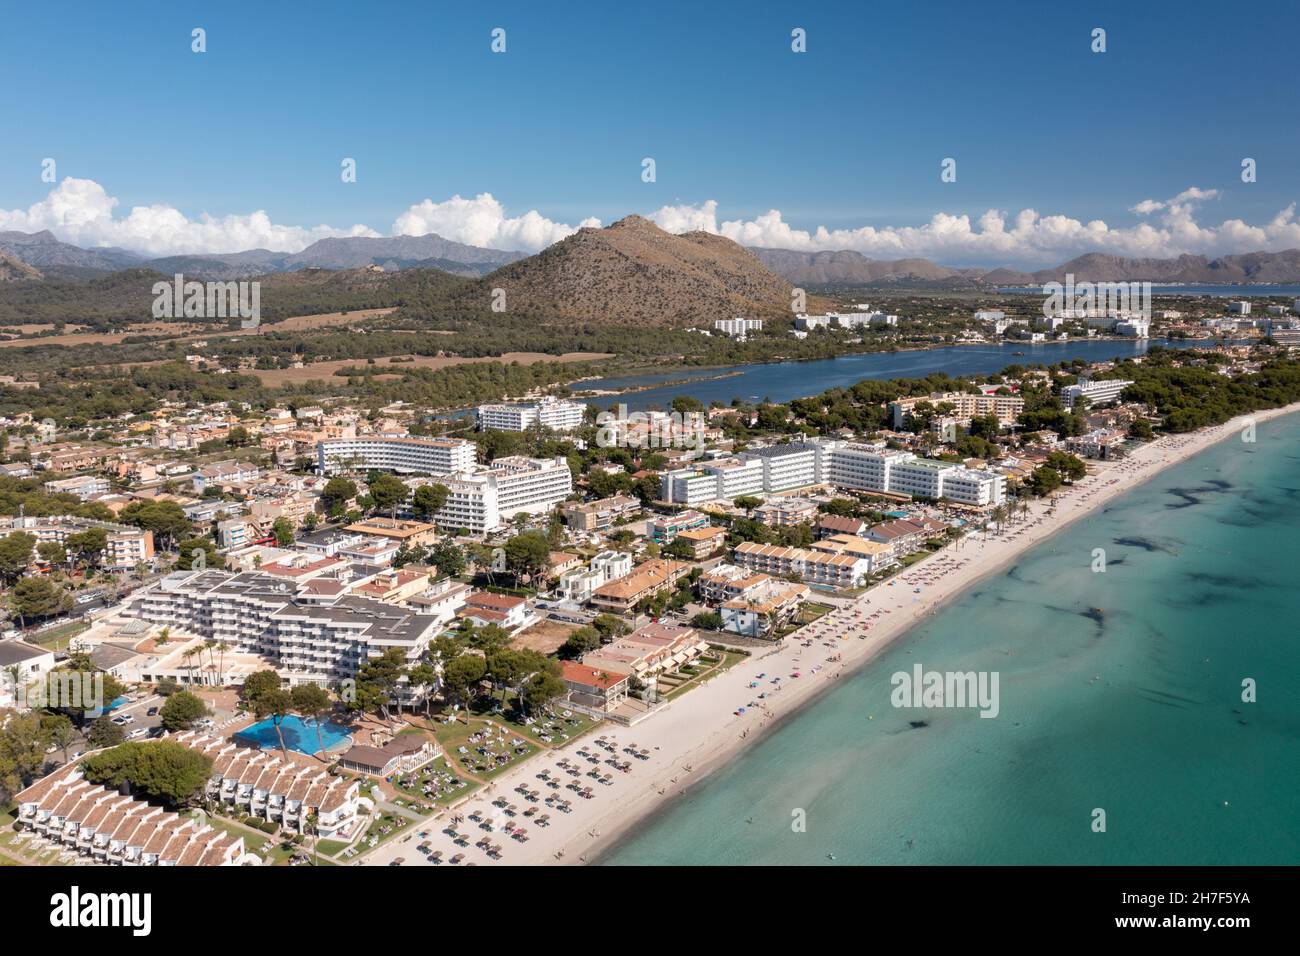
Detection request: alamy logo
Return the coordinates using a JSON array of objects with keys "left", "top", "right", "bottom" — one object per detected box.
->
[
  {"left": 1042, "top": 273, "right": 1152, "bottom": 321},
  {"left": 2, "top": 671, "right": 103, "bottom": 711},
  {"left": 891, "top": 664, "right": 1000, "bottom": 718},
  {"left": 152, "top": 273, "right": 260, "bottom": 328},
  {"left": 49, "top": 886, "right": 152, "bottom": 936},
  {"left": 594, "top": 404, "right": 705, "bottom": 451}
]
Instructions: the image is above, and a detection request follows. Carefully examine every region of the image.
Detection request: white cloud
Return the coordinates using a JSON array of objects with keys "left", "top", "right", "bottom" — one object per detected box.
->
[
  {"left": 4, "top": 179, "right": 1300, "bottom": 267},
  {"left": 0, "top": 178, "right": 380, "bottom": 257},
  {"left": 391, "top": 193, "right": 598, "bottom": 251},
  {"left": 647, "top": 188, "right": 1300, "bottom": 267}
]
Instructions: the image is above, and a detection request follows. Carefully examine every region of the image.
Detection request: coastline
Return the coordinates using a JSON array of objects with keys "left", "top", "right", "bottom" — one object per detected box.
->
[{"left": 363, "top": 400, "right": 1300, "bottom": 868}]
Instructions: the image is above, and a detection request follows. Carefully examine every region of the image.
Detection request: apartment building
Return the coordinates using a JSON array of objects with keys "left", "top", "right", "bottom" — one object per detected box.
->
[
  {"left": 589, "top": 559, "right": 690, "bottom": 613},
  {"left": 660, "top": 456, "right": 764, "bottom": 505},
  {"left": 646, "top": 510, "right": 709, "bottom": 544},
  {"left": 561, "top": 495, "right": 641, "bottom": 532},
  {"left": 673, "top": 525, "right": 726, "bottom": 558},
  {"left": 818, "top": 442, "right": 1005, "bottom": 507},
  {"left": 125, "top": 569, "right": 442, "bottom": 691},
  {"left": 557, "top": 550, "right": 634, "bottom": 603},
  {"left": 720, "top": 578, "right": 810, "bottom": 637},
  {"left": 42, "top": 475, "right": 109, "bottom": 501},
  {"left": 434, "top": 456, "right": 573, "bottom": 534},
  {"left": 476, "top": 396, "right": 586, "bottom": 432},
  {"left": 754, "top": 497, "right": 819, "bottom": 527},
  {"left": 1061, "top": 378, "right": 1133, "bottom": 410},
  {"left": 2, "top": 515, "right": 155, "bottom": 570},
  {"left": 316, "top": 436, "right": 477, "bottom": 475},
  {"left": 889, "top": 392, "right": 1025, "bottom": 429},
  {"left": 192, "top": 460, "right": 261, "bottom": 493},
  {"left": 343, "top": 517, "right": 439, "bottom": 548},
  {"left": 739, "top": 442, "right": 822, "bottom": 493},
  {"left": 732, "top": 541, "right": 873, "bottom": 589},
  {"left": 714, "top": 317, "right": 763, "bottom": 339}
]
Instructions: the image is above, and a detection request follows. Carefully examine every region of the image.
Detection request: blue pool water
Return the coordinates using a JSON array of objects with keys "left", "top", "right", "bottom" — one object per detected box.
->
[{"left": 235, "top": 716, "right": 353, "bottom": 755}]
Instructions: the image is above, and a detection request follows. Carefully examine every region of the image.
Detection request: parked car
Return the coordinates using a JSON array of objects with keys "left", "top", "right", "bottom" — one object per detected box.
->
[
  {"left": 126, "top": 728, "right": 148, "bottom": 740},
  {"left": 112, "top": 714, "right": 135, "bottom": 726},
  {"left": 146, "top": 707, "right": 159, "bottom": 717}
]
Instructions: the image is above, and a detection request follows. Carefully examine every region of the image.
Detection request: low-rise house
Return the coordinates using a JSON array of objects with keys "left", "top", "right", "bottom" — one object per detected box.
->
[
  {"left": 408, "top": 578, "right": 472, "bottom": 623},
  {"left": 557, "top": 550, "right": 634, "bottom": 603},
  {"left": 560, "top": 661, "right": 630, "bottom": 715},
  {"left": 754, "top": 497, "right": 819, "bottom": 527},
  {"left": 337, "top": 735, "right": 439, "bottom": 777},
  {"left": 457, "top": 591, "right": 534, "bottom": 632},
  {"left": 721, "top": 579, "right": 810, "bottom": 637},
  {"left": 582, "top": 623, "right": 707, "bottom": 689},
  {"left": 14, "top": 770, "right": 246, "bottom": 866},
  {"left": 589, "top": 559, "right": 690, "bottom": 613}
]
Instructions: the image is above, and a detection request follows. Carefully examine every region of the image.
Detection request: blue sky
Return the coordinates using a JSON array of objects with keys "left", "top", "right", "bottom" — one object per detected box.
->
[{"left": 1, "top": 0, "right": 1298, "bottom": 266}]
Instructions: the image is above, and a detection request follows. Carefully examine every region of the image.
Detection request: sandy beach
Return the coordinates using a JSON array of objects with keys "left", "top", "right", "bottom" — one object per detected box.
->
[{"left": 363, "top": 401, "right": 1300, "bottom": 868}]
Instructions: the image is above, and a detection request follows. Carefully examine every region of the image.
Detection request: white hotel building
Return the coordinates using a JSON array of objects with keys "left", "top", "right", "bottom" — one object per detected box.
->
[
  {"left": 476, "top": 396, "right": 587, "bottom": 432},
  {"left": 660, "top": 456, "right": 765, "bottom": 505},
  {"left": 1061, "top": 378, "right": 1133, "bottom": 410},
  {"left": 739, "top": 442, "right": 823, "bottom": 493},
  {"left": 434, "top": 456, "right": 573, "bottom": 534},
  {"left": 317, "top": 436, "right": 477, "bottom": 476},
  {"left": 819, "top": 442, "right": 1006, "bottom": 507},
  {"left": 125, "top": 569, "right": 441, "bottom": 692}
]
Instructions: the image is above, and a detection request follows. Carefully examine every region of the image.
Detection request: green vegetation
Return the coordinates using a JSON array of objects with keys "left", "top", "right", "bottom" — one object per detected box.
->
[{"left": 81, "top": 741, "right": 213, "bottom": 807}]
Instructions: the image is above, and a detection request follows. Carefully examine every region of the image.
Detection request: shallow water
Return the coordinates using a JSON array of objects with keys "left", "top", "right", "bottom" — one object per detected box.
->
[{"left": 600, "top": 414, "right": 1300, "bottom": 865}]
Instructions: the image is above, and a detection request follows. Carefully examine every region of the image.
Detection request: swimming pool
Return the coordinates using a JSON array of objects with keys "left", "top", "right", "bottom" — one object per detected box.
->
[{"left": 235, "top": 716, "right": 353, "bottom": 755}]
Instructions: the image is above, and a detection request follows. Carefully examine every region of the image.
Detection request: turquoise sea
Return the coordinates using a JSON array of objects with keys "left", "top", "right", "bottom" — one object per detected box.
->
[{"left": 601, "top": 413, "right": 1300, "bottom": 865}]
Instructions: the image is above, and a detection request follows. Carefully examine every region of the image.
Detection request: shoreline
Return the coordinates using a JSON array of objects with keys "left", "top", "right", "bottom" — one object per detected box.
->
[{"left": 363, "top": 400, "right": 1300, "bottom": 868}]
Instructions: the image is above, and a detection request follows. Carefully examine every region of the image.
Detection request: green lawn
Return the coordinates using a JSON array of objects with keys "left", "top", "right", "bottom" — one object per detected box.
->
[
  {"left": 26, "top": 619, "right": 91, "bottom": 651},
  {"left": 432, "top": 715, "right": 540, "bottom": 781},
  {"left": 390, "top": 757, "right": 480, "bottom": 808}
]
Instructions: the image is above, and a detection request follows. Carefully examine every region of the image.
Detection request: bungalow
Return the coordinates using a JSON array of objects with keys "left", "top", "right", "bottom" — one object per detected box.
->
[{"left": 338, "top": 734, "right": 439, "bottom": 777}]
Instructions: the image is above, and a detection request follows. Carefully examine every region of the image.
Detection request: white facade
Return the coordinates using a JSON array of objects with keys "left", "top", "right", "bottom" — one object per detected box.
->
[
  {"left": 714, "top": 317, "right": 764, "bottom": 339},
  {"left": 813, "top": 441, "right": 1006, "bottom": 507},
  {"left": 435, "top": 456, "right": 573, "bottom": 534},
  {"left": 660, "top": 456, "right": 764, "bottom": 504},
  {"left": 1061, "top": 378, "right": 1133, "bottom": 410},
  {"left": 126, "top": 569, "right": 442, "bottom": 688},
  {"left": 42, "top": 475, "right": 109, "bottom": 501},
  {"left": 740, "top": 443, "right": 821, "bottom": 492},
  {"left": 476, "top": 396, "right": 586, "bottom": 432},
  {"left": 558, "top": 550, "right": 633, "bottom": 603},
  {"left": 317, "top": 436, "right": 477, "bottom": 475}
]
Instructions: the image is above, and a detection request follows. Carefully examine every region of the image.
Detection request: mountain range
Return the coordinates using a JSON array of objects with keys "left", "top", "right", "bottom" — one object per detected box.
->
[
  {"left": 0, "top": 230, "right": 523, "bottom": 281},
  {"left": 749, "top": 248, "right": 1300, "bottom": 287},
  {"left": 4, "top": 225, "right": 1300, "bottom": 320}
]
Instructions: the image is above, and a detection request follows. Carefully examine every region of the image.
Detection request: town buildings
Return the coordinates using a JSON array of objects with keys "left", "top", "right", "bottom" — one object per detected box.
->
[
  {"left": 316, "top": 436, "right": 477, "bottom": 475},
  {"left": 476, "top": 396, "right": 586, "bottom": 432},
  {"left": 124, "top": 569, "right": 442, "bottom": 693},
  {"left": 1061, "top": 378, "right": 1133, "bottom": 410},
  {"left": 2, "top": 515, "right": 155, "bottom": 570}
]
